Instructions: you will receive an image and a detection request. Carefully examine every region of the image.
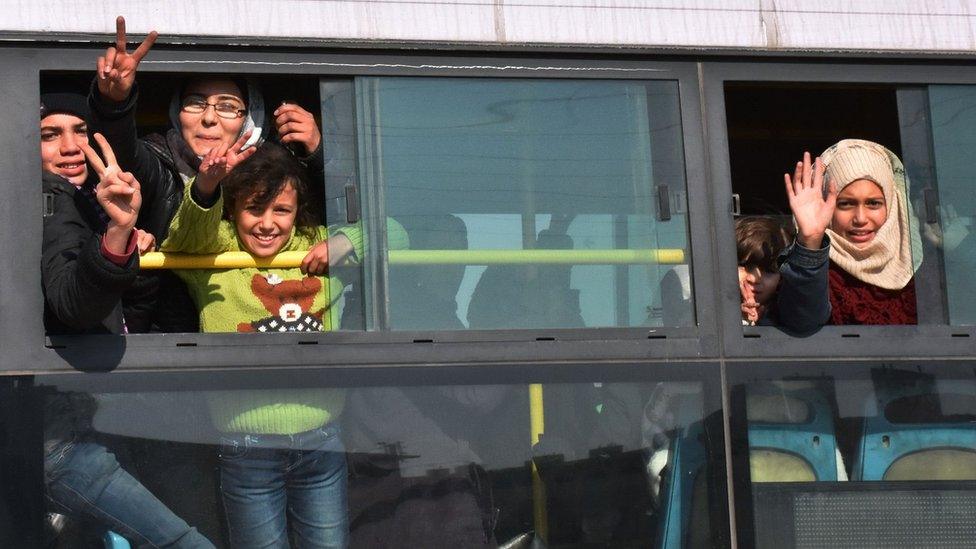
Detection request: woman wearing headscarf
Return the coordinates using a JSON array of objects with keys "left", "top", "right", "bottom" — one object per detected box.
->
[
  {"left": 783, "top": 139, "right": 923, "bottom": 326},
  {"left": 86, "top": 17, "right": 325, "bottom": 331}
]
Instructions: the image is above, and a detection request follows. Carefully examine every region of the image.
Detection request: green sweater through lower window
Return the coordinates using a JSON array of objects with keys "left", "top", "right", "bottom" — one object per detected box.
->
[{"left": 161, "top": 180, "right": 408, "bottom": 434}]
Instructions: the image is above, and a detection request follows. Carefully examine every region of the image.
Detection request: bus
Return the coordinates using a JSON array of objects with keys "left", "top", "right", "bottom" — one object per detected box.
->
[{"left": 3, "top": 2, "right": 976, "bottom": 547}]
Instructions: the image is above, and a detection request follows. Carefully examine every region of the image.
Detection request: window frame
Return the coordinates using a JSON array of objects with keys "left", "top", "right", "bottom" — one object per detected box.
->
[
  {"left": 702, "top": 60, "right": 976, "bottom": 360},
  {"left": 6, "top": 45, "right": 718, "bottom": 373}
]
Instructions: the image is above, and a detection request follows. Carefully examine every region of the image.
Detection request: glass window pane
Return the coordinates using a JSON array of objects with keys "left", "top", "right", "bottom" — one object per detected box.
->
[
  {"left": 926, "top": 85, "right": 976, "bottom": 325},
  {"left": 355, "top": 78, "right": 694, "bottom": 330},
  {"left": 30, "top": 374, "right": 725, "bottom": 547},
  {"left": 736, "top": 363, "right": 976, "bottom": 547}
]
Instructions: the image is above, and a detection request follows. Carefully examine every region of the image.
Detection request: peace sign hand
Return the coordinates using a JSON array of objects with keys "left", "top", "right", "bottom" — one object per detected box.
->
[
  {"left": 80, "top": 133, "right": 142, "bottom": 231},
  {"left": 785, "top": 151, "right": 837, "bottom": 249},
  {"left": 80, "top": 134, "right": 143, "bottom": 255},
  {"left": 97, "top": 16, "right": 158, "bottom": 103},
  {"left": 194, "top": 131, "right": 257, "bottom": 199}
]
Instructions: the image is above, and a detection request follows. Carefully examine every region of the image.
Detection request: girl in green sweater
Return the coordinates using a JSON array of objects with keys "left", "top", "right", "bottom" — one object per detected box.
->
[{"left": 162, "top": 140, "right": 402, "bottom": 548}]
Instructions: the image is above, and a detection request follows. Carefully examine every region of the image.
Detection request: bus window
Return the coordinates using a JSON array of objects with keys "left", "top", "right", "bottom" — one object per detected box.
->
[
  {"left": 731, "top": 363, "right": 976, "bottom": 548},
  {"left": 344, "top": 77, "right": 694, "bottom": 331},
  {"left": 926, "top": 85, "right": 976, "bottom": 325},
  {"left": 39, "top": 73, "right": 339, "bottom": 337},
  {"left": 723, "top": 82, "right": 976, "bottom": 327},
  {"left": 34, "top": 369, "right": 727, "bottom": 547}
]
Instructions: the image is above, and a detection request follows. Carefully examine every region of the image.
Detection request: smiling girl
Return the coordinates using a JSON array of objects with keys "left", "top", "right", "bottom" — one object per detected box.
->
[
  {"left": 783, "top": 139, "right": 923, "bottom": 326},
  {"left": 161, "top": 141, "right": 406, "bottom": 548}
]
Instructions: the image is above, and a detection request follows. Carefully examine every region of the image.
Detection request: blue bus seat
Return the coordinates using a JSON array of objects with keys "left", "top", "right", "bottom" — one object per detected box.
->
[
  {"left": 747, "top": 383, "right": 844, "bottom": 482},
  {"left": 852, "top": 377, "right": 976, "bottom": 481},
  {"left": 655, "top": 420, "right": 708, "bottom": 549},
  {"left": 104, "top": 531, "right": 130, "bottom": 549}
]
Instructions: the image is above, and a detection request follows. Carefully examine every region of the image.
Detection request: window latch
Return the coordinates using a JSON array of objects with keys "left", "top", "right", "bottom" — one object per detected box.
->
[
  {"left": 344, "top": 183, "right": 360, "bottom": 224},
  {"left": 923, "top": 188, "right": 939, "bottom": 224},
  {"left": 43, "top": 192, "right": 54, "bottom": 218},
  {"left": 657, "top": 185, "right": 672, "bottom": 221},
  {"left": 731, "top": 193, "right": 741, "bottom": 216}
]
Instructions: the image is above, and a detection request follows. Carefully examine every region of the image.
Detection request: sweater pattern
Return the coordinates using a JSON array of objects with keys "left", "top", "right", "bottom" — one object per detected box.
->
[{"left": 239, "top": 273, "right": 325, "bottom": 333}]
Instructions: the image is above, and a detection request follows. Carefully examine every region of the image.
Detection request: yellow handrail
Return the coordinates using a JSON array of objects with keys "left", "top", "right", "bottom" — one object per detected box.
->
[
  {"left": 139, "top": 248, "right": 686, "bottom": 269},
  {"left": 529, "top": 383, "right": 548, "bottom": 542}
]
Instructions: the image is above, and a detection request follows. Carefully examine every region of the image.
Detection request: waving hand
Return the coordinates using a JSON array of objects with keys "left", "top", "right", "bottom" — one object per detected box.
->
[
  {"left": 194, "top": 131, "right": 257, "bottom": 199},
  {"left": 785, "top": 152, "right": 837, "bottom": 249}
]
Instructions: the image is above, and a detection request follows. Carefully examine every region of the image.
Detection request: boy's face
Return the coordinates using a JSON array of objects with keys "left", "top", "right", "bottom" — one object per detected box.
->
[
  {"left": 40, "top": 113, "right": 89, "bottom": 185},
  {"left": 738, "top": 266, "right": 781, "bottom": 307},
  {"left": 232, "top": 183, "right": 298, "bottom": 257}
]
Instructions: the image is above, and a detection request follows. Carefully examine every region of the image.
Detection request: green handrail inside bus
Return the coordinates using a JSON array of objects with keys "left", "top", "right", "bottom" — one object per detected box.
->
[{"left": 138, "top": 248, "right": 686, "bottom": 269}]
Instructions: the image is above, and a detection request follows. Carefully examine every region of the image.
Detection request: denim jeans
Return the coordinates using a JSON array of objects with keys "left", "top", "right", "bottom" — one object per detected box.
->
[
  {"left": 218, "top": 423, "right": 348, "bottom": 548},
  {"left": 44, "top": 438, "right": 214, "bottom": 548}
]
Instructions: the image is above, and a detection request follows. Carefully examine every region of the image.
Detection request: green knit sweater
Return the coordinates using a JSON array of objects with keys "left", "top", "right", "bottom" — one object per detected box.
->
[{"left": 161, "top": 181, "right": 408, "bottom": 434}]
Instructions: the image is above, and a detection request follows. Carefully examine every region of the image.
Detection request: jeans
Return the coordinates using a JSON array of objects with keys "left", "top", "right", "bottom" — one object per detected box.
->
[
  {"left": 219, "top": 423, "right": 348, "bottom": 548},
  {"left": 44, "top": 438, "right": 214, "bottom": 548}
]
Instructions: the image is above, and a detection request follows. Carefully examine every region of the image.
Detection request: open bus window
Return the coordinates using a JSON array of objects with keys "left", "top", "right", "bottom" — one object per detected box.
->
[
  {"left": 33, "top": 373, "right": 726, "bottom": 547},
  {"left": 732, "top": 363, "right": 976, "bottom": 548},
  {"left": 725, "top": 82, "right": 976, "bottom": 328},
  {"left": 39, "top": 73, "right": 340, "bottom": 337},
  {"left": 334, "top": 77, "right": 695, "bottom": 331},
  {"left": 41, "top": 73, "right": 694, "bottom": 338}
]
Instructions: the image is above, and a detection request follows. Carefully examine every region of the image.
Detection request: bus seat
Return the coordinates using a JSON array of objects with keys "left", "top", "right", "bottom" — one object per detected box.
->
[
  {"left": 660, "top": 265, "right": 693, "bottom": 327},
  {"left": 852, "top": 377, "right": 976, "bottom": 481},
  {"left": 652, "top": 385, "right": 718, "bottom": 549},
  {"left": 747, "top": 382, "right": 846, "bottom": 482},
  {"left": 389, "top": 213, "right": 468, "bottom": 330},
  {"left": 655, "top": 420, "right": 708, "bottom": 549},
  {"left": 104, "top": 530, "right": 130, "bottom": 549}
]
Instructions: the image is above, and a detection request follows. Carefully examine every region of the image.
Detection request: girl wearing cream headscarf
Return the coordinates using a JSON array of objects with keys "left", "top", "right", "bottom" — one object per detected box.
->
[
  {"left": 785, "top": 139, "right": 923, "bottom": 325},
  {"left": 821, "top": 139, "right": 922, "bottom": 324}
]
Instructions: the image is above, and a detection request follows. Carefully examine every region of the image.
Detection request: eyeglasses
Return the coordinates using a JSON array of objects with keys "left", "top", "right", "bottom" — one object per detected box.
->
[{"left": 181, "top": 97, "right": 246, "bottom": 119}]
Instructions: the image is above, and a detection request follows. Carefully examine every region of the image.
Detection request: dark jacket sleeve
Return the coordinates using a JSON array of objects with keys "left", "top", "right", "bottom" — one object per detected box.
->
[
  {"left": 88, "top": 80, "right": 166, "bottom": 230},
  {"left": 765, "top": 236, "right": 832, "bottom": 335},
  {"left": 42, "top": 175, "right": 138, "bottom": 332}
]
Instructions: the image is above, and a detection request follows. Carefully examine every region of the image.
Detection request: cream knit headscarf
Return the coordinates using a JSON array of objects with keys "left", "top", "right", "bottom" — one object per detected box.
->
[{"left": 821, "top": 139, "right": 923, "bottom": 290}]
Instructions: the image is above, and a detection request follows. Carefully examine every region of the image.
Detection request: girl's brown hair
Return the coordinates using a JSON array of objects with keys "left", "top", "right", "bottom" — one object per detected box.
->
[
  {"left": 220, "top": 142, "right": 320, "bottom": 237},
  {"left": 735, "top": 217, "right": 792, "bottom": 272}
]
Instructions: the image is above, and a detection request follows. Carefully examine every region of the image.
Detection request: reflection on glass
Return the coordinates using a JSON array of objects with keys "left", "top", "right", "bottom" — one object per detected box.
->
[
  {"left": 36, "top": 380, "right": 722, "bottom": 547},
  {"left": 742, "top": 367, "right": 976, "bottom": 548},
  {"left": 355, "top": 78, "right": 694, "bottom": 330},
  {"left": 928, "top": 85, "right": 976, "bottom": 325}
]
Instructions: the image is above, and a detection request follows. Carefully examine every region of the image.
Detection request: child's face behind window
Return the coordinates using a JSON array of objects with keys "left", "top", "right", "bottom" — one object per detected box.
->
[
  {"left": 738, "top": 266, "right": 781, "bottom": 307},
  {"left": 233, "top": 183, "right": 298, "bottom": 257},
  {"left": 40, "top": 113, "right": 89, "bottom": 185}
]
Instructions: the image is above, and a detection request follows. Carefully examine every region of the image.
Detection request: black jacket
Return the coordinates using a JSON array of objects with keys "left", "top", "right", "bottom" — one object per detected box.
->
[
  {"left": 88, "top": 81, "right": 186, "bottom": 243},
  {"left": 41, "top": 172, "right": 137, "bottom": 335},
  {"left": 88, "top": 82, "right": 201, "bottom": 333}
]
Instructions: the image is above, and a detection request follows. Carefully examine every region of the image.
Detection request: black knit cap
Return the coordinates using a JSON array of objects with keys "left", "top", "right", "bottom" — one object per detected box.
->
[{"left": 40, "top": 86, "right": 89, "bottom": 121}]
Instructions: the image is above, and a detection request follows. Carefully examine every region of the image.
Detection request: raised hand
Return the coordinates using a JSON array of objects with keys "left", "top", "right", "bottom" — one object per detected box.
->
[
  {"left": 194, "top": 130, "right": 256, "bottom": 199},
  {"left": 923, "top": 203, "right": 973, "bottom": 251},
  {"left": 80, "top": 133, "right": 142, "bottom": 254},
  {"left": 274, "top": 103, "right": 322, "bottom": 156},
  {"left": 785, "top": 151, "right": 837, "bottom": 249},
  {"left": 97, "top": 16, "right": 158, "bottom": 102}
]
